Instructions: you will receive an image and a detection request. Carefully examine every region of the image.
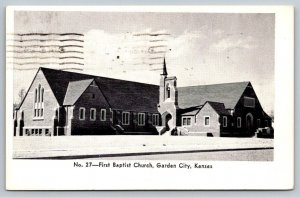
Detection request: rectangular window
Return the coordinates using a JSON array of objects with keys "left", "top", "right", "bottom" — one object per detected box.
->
[
  {"left": 152, "top": 114, "right": 159, "bottom": 126},
  {"left": 111, "top": 110, "right": 114, "bottom": 122},
  {"left": 183, "top": 118, "right": 187, "bottom": 125},
  {"left": 79, "top": 107, "right": 85, "bottom": 120},
  {"left": 257, "top": 119, "right": 261, "bottom": 127},
  {"left": 90, "top": 108, "right": 96, "bottom": 121},
  {"left": 244, "top": 96, "right": 255, "bottom": 108},
  {"left": 100, "top": 109, "right": 106, "bottom": 121},
  {"left": 223, "top": 116, "right": 227, "bottom": 127},
  {"left": 187, "top": 118, "right": 191, "bottom": 125},
  {"left": 204, "top": 116, "right": 210, "bottom": 126},
  {"left": 237, "top": 117, "right": 242, "bottom": 128},
  {"left": 39, "top": 129, "right": 42, "bottom": 136},
  {"left": 138, "top": 113, "right": 145, "bottom": 126},
  {"left": 41, "top": 109, "right": 44, "bottom": 117},
  {"left": 122, "top": 112, "right": 130, "bottom": 125},
  {"left": 265, "top": 120, "right": 269, "bottom": 127},
  {"left": 182, "top": 117, "right": 192, "bottom": 126},
  {"left": 45, "top": 129, "right": 49, "bottom": 136}
]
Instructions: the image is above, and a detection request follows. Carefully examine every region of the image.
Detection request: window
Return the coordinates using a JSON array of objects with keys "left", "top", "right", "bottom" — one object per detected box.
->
[
  {"left": 39, "top": 129, "right": 42, "bottom": 135},
  {"left": 33, "top": 84, "right": 44, "bottom": 118},
  {"left": 111, "top": 110, "right": 114, "bottom": 122},
  {"left": 79, "top": 107, "right": 85, "bottom": 120},
  {"left": 45, "top": 129, "right": 49, "bottom": 136},
  {"left": 244, "top": 96, "right": 255, "bottom": 108},
  {"left": 223, "top": 116, "right": 227, "bottom": 127},
  {"left": 237, "top": 117, "right": 242, "bottom": 128},
  {"left": 90, "top": 108, "right": 96, "bottom": 121},
  {"left": 152, "top": 114, "right": 159, "bottom": 126},
  {"left": 35, "top": 89, "right": 37, "bottom": 103},
  {"left": 100, "top": 109, "right": 106, "bottom": 121},
  {"left": 182, "top": 117, "right": 192, "bottom": 126},
  {"left": 41, "top": 88, "right": 44, "bottom": 102},
  {"left": 257, "top": 119, "right": 261, "bottom": 127},
  {"left": 38, "top": 84, "right": 41, "bottom": 102},
  {"left": 166, "top": 84, "right": 170, "bottom": 98},
  {"left": 265, "top": 120, "right": 269, "bottom": 127},
  {"left": 138, "top": 113, "right": 145, "bottom": 126},
  {"left": 122, "top": 112, "right": 130, "bottom": 125},
  {"left": 204, "top": 116, "right": 210, "bottom": 126},
  {"left": 92, "top": 94, "right": 95, "bottom": 99}
]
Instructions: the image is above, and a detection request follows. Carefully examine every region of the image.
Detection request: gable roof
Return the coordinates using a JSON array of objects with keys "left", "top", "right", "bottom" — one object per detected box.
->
[
  {"left": 63, "top": 79, "right": 94, "bottom": 106},
  {"left": 181, "top": 108, "right": 201, "bottom": 116},
  {"left": 206, "top": 101, "right": 230, "bottom": 115},
  {"left": 39, "top": 67, "right": 252, "bottom": 114},
  {"left": 40, "top": 67, "right": 159, "bottom": 113},
  {"left": 177, "top": 82, "right": 250, "bottom": 109}
]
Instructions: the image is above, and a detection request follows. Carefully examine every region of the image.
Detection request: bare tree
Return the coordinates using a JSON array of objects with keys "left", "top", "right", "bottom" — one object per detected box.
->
[{"left": 18, "top": 88, "right": 26, "bottom": 103}]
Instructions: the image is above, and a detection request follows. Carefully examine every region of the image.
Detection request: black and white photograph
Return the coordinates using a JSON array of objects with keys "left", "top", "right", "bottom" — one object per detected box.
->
[{"left": 5, "top": 6, "right": 294, "bottom": 190}]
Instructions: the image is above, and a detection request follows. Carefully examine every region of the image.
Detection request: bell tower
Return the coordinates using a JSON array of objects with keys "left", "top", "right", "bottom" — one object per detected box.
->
[{"left": 158, "top": 58, "right": 178, "bottom": 134}]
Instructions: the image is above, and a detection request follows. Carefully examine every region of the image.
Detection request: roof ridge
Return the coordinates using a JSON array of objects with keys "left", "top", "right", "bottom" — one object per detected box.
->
[
  {"left": 206, "top": 101, "right": 225, "bottom": 104},
  {"left": 177, "top": 81, "right": 250, "bottom": 88},
  {"left": 41, "top": 67, "right": 158, "bottom": 86}
]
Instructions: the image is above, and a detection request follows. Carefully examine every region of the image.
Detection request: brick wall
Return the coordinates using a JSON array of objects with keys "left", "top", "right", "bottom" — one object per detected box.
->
[
  {"left": 113, "top": 110, "right": 159, "bottom": 134},
  {"left": 182, "top": 104, "right": 221, "bottom": 137},
  {"left": 227, "top": 84, "right": 272, "bottom": 137},
  {"left": 16, "top": 69, "right": 59, "bottom": 136},
  {"left": 70, "top": 82, "right": 112, "bottom": 135}
]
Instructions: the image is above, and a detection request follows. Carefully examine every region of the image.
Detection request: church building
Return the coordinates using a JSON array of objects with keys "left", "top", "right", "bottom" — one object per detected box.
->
[{"left": 13, "top": 59, "right": 273, "bottom": 137}]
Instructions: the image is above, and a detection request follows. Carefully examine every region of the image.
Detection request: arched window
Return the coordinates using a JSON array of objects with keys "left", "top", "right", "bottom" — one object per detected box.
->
[
  {"left": 33, "top": 84, "right": 45, "bottom": 118},
  {"left": 166, "top": 84, "right": 170, "bottom": 98},
  {"left": 38, "top": 84, "right": 41, "bottom": 102},
  {"left": 34, "top": 89, "right": 37, "bottom": 103},
  {"left": 41, "top": 88, "right": 44, "bottom": 102}
]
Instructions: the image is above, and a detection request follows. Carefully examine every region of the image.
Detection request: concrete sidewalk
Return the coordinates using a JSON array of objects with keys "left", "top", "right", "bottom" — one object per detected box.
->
[{"left": 12, "top": 136, "right": 274, "bottom": 159}]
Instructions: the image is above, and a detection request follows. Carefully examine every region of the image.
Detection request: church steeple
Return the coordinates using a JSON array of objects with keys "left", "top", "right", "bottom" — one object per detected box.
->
[
  {"left": 161, "top": 57, "right": 168, "bottom": 76},
  {"left": 158, "top": 57, "right": 178, "bottom": 135}
]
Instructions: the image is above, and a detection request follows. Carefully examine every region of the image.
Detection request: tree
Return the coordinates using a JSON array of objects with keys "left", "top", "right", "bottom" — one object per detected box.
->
[
  {"left": 18, "top": 88, "right": 26, "bottom": 103},
  {"left": 13, "top": 88, "right": 26, "bottom": 111}
]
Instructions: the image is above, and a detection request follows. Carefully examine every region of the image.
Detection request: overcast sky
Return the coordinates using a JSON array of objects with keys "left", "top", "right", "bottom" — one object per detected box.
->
[{"left": 12, "top": 11, "right": 274, "bottom": 114}]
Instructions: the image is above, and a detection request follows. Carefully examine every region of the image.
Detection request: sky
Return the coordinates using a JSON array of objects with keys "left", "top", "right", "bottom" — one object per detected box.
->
[{"left": 10, "top": 11, "right": 275, "bottom": 114}]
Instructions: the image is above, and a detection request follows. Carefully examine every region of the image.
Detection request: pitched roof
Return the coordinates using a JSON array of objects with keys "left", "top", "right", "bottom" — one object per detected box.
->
[
  {"left": 206, "top": 101, "right": 230, "bottom": 115},
  {"left": 41, "top": 67, "right": 159, "bottom": 113},
  {"left": 181, "top": 108, "right": 201, "bottom": 116},
  {"left": 40, "top": 67, "right": 251, "bottom": 114},
  {"left": 63, "top": 79, "right": 94, "bottom": 106},
  {"left": 177, "top": 82, "right": 250, "bottom": 109}
]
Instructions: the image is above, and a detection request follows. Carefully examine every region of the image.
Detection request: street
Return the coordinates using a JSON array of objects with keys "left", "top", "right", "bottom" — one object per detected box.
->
[{"left": 86, "top": 148, "right": 273, "bottom": 161}]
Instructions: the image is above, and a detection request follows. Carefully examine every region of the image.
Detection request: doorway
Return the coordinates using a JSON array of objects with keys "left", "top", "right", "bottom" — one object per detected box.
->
[
  {"left": 246, "top": 113, "right": 253, "bottom": 133},
  {"left": 165, "top": 114, "right": 172, "bottom": 131}
]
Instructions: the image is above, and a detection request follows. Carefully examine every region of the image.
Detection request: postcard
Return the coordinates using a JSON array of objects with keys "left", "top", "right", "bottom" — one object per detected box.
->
[{"left": 6, "top": 6, "right": 294, "bottom": 190}]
